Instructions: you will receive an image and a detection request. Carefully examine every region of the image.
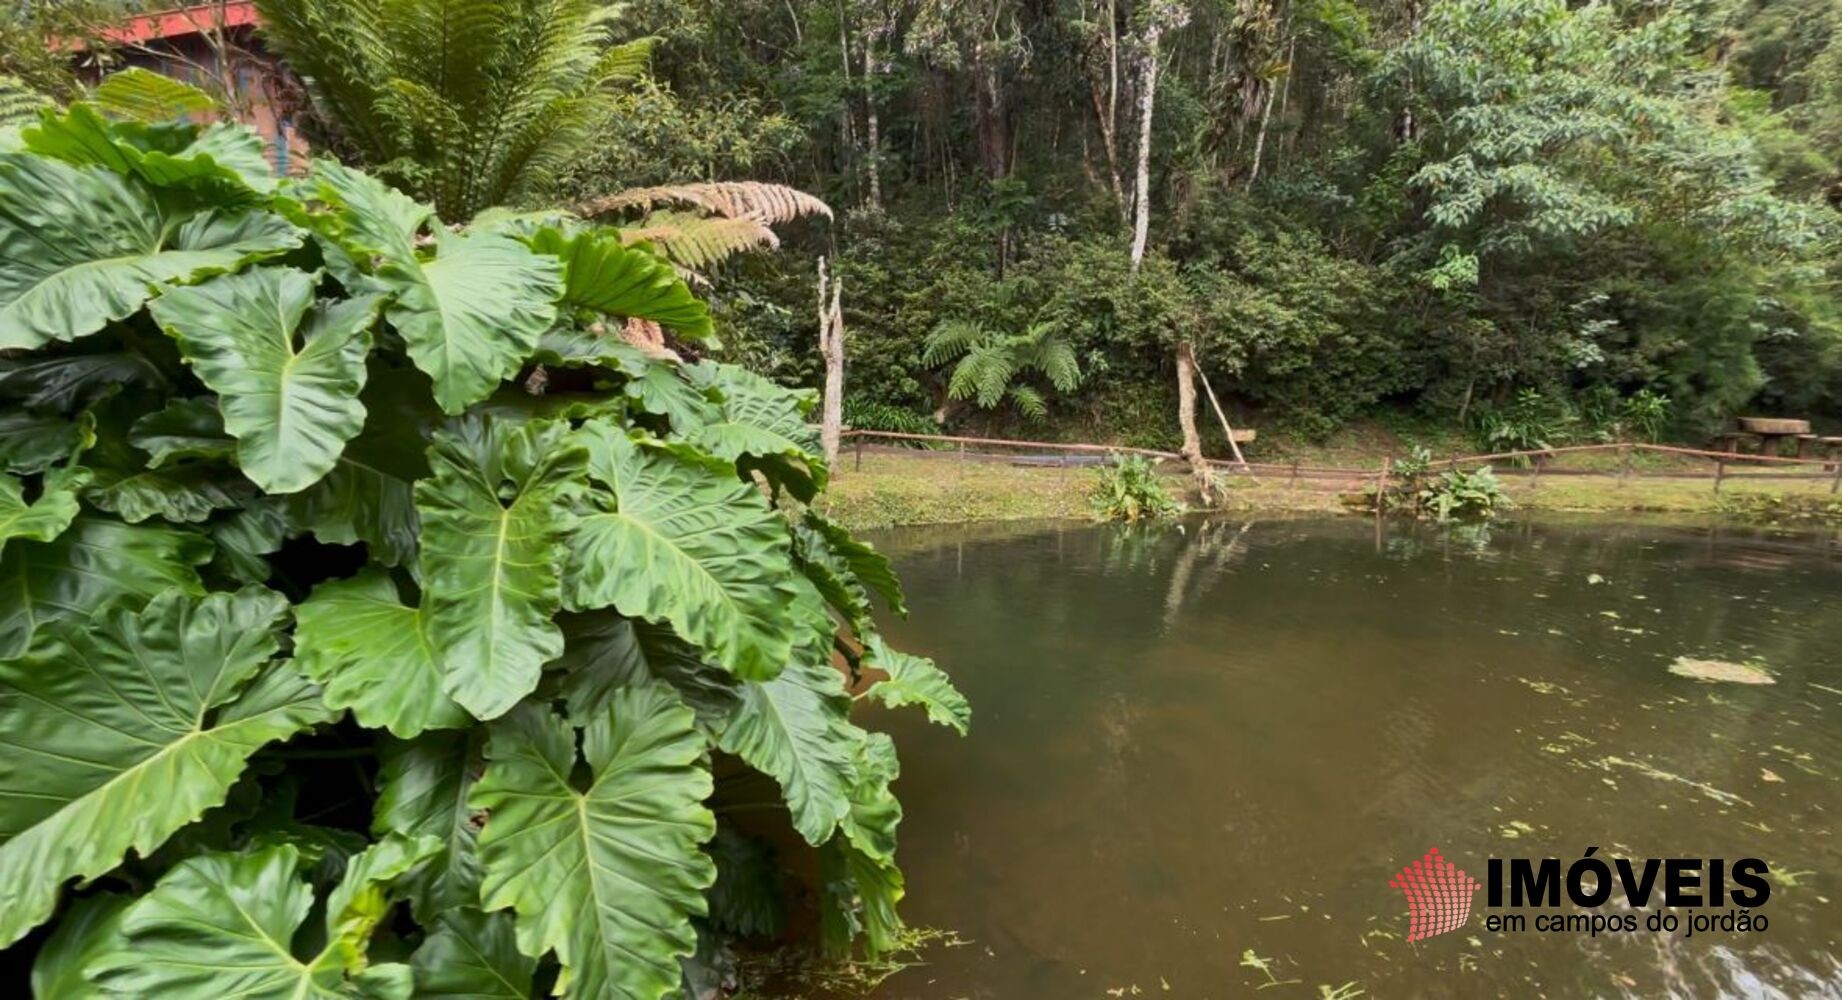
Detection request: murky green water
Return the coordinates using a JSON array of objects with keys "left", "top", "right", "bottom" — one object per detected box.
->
[{"left": 864, "top": 516, "right": 1842, "bottom": 999}]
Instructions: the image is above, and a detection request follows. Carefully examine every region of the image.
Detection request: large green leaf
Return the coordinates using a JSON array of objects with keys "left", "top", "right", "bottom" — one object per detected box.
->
[
  {"left": 838, "top": 731, "right": 903, "bottom": 865},
  {"left": 861, "top": 635, "right": 970, "bottom": 736},
  {"left": 528, "top": 227, "right": 713, "bottom": 340},
  {"left": 683, "top": 362, "right": 826, "bottom": 493},
  {"left": 373, "top": 731, "right": 484, "bottom": 922},
  {"left": 209, "top": 496, "right": 293, "bottom": 583},
  {"left": 0, "top": 409, "right": 93, "bottom": 473},
  {"left": 717, "top": 658, "right": 860, "bottom": 846},
  {"left": 411, "top": 909, "right": 538, "bottom": 1000},
  {"left": 324, "top": 833, "right": 446, "bottom": 969},
  {"left": 822, "top": 735, "right": 906, "bottom": 958},
  {"left": 286, "top": 389, "right": 427, "bottom": 566},
  {"left": 92, "top": 68, "right": 218, "bottom": 122},
  {"left": 819, "top": 836, "right": 905, "bottom": 959},
  {"left": 0, "top": 350, "right": 164, "bottom": 411},
  {"left": 82, "top": 460, "right": 255, "bottom": 524},
  {"left": 0, "top": 153, "right": 300, "bottom": 349},
  {"left": 31, "top": 892, "right": 130, "bottom": 1000},
  {"left": 471, "top": 689, "right": 716, "bottom": 1000},
  {"left": 129, "top": 396, "right": 235, "bottom": 467},
  {"left": 298, "top": 160, "right": 430, "bottom": 263},
  {"left": 531, "top": 328, "right": 650, "bottom": 374},
  {"left": 23, "top": 103, "right": 275, "bottom": 200},
  {"left": 299, "top": 162, "right": 561, "bottom": 413},
  {"left": 0, "top": 466, "right": 82, "bottom": 554},
  {"left": 565, "top": 423, "right": 815, "bottom": 682},
  {"left": 554, "top": 612, "right": 740, "bottom": 731},
  {"left": 385, "top": 228, "right": 563, "bottom": 414},
  {"left": 417, "top": 418, "right": 585, "bottom": 719},
  {"left": 88, "top": 838, "right": 436, "bottom": 999},
  {"left": 803, "top": 511, "right": 906, "bottom": 616},
  {"left": 150, "top": 266, "right": 383, "bottom": 493},
  {"left": 0, "top": 515, "right": 212, "bottom": 658},
  {"left": 622, "top": 362, "right": 721, "bottom": 432},
  {"left": 0, "top": 587, "right": 333, "bottom": 946},
  {"left": 296, "top": 570, "right": 470, "bottom": 737}
]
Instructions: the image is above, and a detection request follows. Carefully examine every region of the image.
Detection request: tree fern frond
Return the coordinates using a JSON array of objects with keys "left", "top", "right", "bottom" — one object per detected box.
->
[
  {"left": 1007, "top": 384, "right": 1048, "bottom": 420},
  {"left": 581, "top": 182, "right": 833, "bottom": 224},
  {"left": 91, "top": 68, "right": 216, "bottom": 122},
  {"left": 481, "top": 94, "right": 607, "bottom": 209},
  {"left": 258, "top": 0, "right": 643, "bottom": 219},
  {"left": 0, "top": 76, "right": 52, "bottom": 129},
  {"left": 949, "top": 345, "right": 1015, "bottom": 409},
  {"left": 255, "top": 0, "right": 396, "bottom": 157},
  {"left": 620, "top": 212, "right": 779, "bottom": 270},
  {"left": 1034, "top": 337, "right": 1083, "bottom": 393},
  {"left": 922, "top": 319, "right": 985, "bottom": 367},
  {"left": 593, "top": 37, "right": 656, "bottom": 85}
]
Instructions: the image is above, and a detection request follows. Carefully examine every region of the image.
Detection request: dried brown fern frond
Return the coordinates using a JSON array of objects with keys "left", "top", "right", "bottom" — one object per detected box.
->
[
  {"left": 620, "top": 212, "right": 780, "bottom": 271},
  {"left": 619, "top": 317, "right": 677, "bottom": 359},
  {"left": 581, "top": 181, "right": 833, "bottom": 224}
]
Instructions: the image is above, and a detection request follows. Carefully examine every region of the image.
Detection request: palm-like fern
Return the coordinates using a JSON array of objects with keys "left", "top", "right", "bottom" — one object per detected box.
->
[
  {"left": 584, "top": 181, "right": 834, "bottom": 277},
  {"left": 257, "top": 0, "right": 830, "bottom": 302},
  {"left": 0, "top": 75, "right": 51, "bottom": 130},
  {"left": 922, "top": 319, "right": 1082, "bottom": 420},
  {"left": 255, "top": 0, "right": 653, "bottom": 219}
]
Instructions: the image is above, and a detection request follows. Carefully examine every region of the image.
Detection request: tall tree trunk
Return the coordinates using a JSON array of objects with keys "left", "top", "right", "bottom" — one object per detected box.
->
[
  {"left": 1127, "top": 4, "right": 1209, "bottom": 502},
  {"left": 1175, "top": 340, "right": 1212, "bottom": 502},
  {"left": 863, "top": 37, "right": 883, "bottom": 211},
  {"left": 818, "top": 258, "right": 846, "bottom": 466},
  {"left": 1247, "top": 74, "right": 1276, "bottom": 186},
  {"left": 1128, "top": 21, "right": 1162, "bottom": 268}
]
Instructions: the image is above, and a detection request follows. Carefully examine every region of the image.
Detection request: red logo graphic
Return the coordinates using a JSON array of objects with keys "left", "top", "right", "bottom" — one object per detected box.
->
[{"left": 1388, "top": 846, "right": 1480, "bottom": 941}]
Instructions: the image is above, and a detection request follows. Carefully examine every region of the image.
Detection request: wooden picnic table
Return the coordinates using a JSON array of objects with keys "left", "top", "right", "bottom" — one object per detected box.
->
[{"left": 1724, "top": 417, "right": 1814, "bottom": 459}]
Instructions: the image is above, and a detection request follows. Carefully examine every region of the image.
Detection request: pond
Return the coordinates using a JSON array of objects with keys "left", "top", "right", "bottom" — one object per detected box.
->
[{"left": 863, "top": 515, "right": 1842, "bottom": 999}]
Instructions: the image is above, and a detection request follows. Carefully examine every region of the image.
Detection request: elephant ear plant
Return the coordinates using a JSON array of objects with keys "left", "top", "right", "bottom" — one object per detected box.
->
[{"left": 0, "top": 103, "right": 967, "bottom": 998}]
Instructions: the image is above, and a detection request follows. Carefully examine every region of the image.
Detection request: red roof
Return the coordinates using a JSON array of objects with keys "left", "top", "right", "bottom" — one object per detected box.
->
[{"left": 101, "top": 1, "right": 257, "bottom": 45}]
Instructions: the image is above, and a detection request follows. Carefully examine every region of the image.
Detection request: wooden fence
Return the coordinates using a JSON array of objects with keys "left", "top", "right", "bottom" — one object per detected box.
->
[{"left": 837, "top": 430, "right": 1842, "bottom": 495}]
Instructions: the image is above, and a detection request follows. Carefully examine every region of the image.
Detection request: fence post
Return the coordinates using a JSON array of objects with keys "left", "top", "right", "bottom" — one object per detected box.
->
[
  {"left": 1289, "top": 459, "right": 1300, "bottom": 493},
  {"left": 1376, "top": 457, "right": 1392, "bottom": 511},
  {"left": 1714, "top": 457, "right": 1725, "bottom": 493},
  {"left": 1831, "top": 460, "right": 1841, "bottom": 495},
  {"left": 1618, "top": 444, "right": 1633, "bottom": 487},
  {"left": 1531, "top": 452, "right": 1545, "bottom": 489},
  {"left": 854, "top": 434, "right": 864, "bottom": 472}
]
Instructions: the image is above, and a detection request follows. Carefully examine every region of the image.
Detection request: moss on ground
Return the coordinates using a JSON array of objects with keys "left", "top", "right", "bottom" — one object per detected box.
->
[{"left": 816, "top": 449, "right": 1842, "bottom": 530}]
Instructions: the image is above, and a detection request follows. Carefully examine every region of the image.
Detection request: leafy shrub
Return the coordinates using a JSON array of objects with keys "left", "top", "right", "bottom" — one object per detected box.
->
[
  {"left": 922, "top": 317, "right": 1082, "bottom": 422},
  {"left": 1419, "top": 466, "right": 1512, "bottom": 521},
  {"left": 1581, "top": 385, "right": 1672, "bottom": 443},
  {"left": 1621, "top": 389, "right": 1672, "bottom": 442},
  {"left": 0, "top": 103, "right": 965, "bottom": 994},
  {"left": 1476, "top": 389, "right": 1573, "bottom": 455},
  {"left": 1090, "top": 454, "right": 1185, "bottom": 521},
  {"left": 843, "top": 396, "right": 938, "bottom": 438},
  {"left": 1374, "top": 444, "right": 1434, "bottom": 512}
]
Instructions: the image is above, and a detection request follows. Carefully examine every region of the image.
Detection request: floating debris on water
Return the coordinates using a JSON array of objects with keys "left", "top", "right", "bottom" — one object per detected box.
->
[
  {"left": 1596, "top": 755, "right": 1753, "bottom": 807},
  {"left": 1668, "top": 657, "right": 1774, "bottom": 685}
]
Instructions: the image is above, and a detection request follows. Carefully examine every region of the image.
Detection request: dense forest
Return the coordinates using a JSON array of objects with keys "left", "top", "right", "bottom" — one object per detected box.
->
[
  {"left": 540, "top": 0, "right": 1842, "bottom": 452},
  {"left": 8, "top": 0, "right": 1842, "bottom": 454}
]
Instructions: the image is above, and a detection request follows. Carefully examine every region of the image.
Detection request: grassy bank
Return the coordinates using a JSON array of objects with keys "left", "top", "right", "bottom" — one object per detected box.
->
[{"left": 815, "top": 449, "right": 1842, "bottom": 530}]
